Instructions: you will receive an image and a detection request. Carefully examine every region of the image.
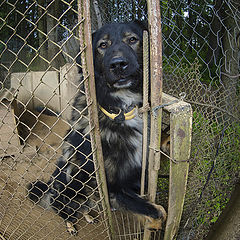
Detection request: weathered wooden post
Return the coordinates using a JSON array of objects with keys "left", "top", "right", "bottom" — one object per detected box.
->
[
  {"left": 144, "top": 0, "right": 192, "bottom": 239},
  {"left": 78, "top": 0, "right": 115, "bottom": 239},
  {"left": 163, "top": 93, "right": 192, "bottom": 240},
  {"left": 146, "top": 0, "right": 163, "bottom": 206},
  {"left": 143, "top": 0, "right": 164, "bottom": 239}
]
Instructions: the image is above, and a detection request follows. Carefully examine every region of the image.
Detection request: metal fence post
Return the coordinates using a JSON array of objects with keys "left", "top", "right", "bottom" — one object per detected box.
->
[
  {"left": 78, "top": 0, "right": 115, "bottom": 239},
  {"left": 143, "top": 0, "right": 164, "bottom": 239},
  {"left": 146, "top": 0, "right": 163, "bottom": 207}
]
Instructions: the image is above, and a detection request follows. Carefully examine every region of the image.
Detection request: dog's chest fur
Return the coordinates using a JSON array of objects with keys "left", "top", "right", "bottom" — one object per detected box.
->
[
  {"left": 100, "top": 90, "right": 143, "bottom": 184},
  {"left": 70, "top": 88, "right": 143, "bottom": 188}
]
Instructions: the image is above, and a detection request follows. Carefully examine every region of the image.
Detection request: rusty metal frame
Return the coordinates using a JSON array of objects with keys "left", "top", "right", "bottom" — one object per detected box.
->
[
  {"left": 143, "top": 0, "right": 164, "bottom": 239},
  {"left": 78, "top": 0, "right": 114, "bottom": 239},
  {"left": 78, "top": 1, "right": 192, "bottom": 240},
  {"left": 144, "top": 1, "right": 192, "bottom": 240},
  {"left": 146, "top": 0, "right": 163, "bottom": 203}
]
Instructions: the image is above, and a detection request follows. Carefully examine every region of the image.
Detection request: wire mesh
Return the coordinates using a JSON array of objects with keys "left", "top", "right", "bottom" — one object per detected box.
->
[
  {"left": 0, "top": 1, "right": 110, "bottom": 239},
  {"left": 0, "top": 0, "right": 239, "bottom": 240}
]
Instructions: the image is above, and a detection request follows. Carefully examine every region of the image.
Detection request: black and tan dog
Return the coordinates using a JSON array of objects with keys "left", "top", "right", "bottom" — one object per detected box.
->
[{"left": 27, "top": 21, "right": 167, "bottom": 235}]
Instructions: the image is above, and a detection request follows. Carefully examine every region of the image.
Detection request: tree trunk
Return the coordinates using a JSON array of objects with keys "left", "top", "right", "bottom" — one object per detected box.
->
[
  {"left": 221, "top": 1, "right": 240, "bottom": 116},
  {"left": 205, "top": 183, "right": 240, "bottom": 240},
  {"left": 206, "top": 0, "right": 222, "bottom": 65}
]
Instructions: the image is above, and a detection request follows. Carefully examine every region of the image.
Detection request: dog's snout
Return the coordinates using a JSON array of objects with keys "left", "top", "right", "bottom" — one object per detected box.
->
[{"left": 110, "top": 57, "right": 128, "bottom": 71}]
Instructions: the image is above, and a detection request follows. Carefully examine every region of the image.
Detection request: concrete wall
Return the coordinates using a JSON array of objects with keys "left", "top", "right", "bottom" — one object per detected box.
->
[{"left": 11, "top": 64, "right": 80, "bottom": 121}]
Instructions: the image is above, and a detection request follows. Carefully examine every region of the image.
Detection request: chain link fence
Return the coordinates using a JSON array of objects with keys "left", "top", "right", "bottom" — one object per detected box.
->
[{"left": 0, "top": 0, "right": 239, "bottom": 240}]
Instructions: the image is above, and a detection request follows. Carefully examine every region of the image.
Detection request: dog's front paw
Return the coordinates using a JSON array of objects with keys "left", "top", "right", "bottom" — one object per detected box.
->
[
  {"left": 146, "top": 204, "right": 167, "bottom": 231},
  {"left": 66, "top": 221, "right": 77, "bottom": 236},
  {"left": 84, "top": 213, "right": 95, "bottom": 224}
]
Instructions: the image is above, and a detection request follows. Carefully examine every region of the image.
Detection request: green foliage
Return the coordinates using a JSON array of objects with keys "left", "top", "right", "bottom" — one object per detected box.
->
[
  {"left": 160, "top": 0, "right": 227, "bottom": 85},
  {"left": 190, "top": 111, "right": 240, "bottom": 225}
]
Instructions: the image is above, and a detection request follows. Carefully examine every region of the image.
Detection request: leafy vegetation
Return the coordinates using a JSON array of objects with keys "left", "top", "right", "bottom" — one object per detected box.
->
[{"left": 191, "top": 111, "right": 239, "bottom": 221}]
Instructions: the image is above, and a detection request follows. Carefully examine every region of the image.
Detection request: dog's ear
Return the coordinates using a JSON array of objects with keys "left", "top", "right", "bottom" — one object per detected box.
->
[
  {"left": 92, "top": 31, "right": 97, "bottom": 42},
  {"left": 91, "top": 31, "right": 98, "bottom": 60},
  {"left": 133, "top": 20, "right": 148, "bottom": 31}
]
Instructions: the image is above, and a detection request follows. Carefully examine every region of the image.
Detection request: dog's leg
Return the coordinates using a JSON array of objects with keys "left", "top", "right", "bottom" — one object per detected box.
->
[
  {"left": 112, "top": 190, "right": 167, "bottom": 230},
  {"left": 81, "top": 200, "right": 97, "bottom": 224},
  {"left": 145, "top": 204, "right": 167, "bottom": 230},
  {"left": 83, "top": 213, "right": 95, "bottom": 223},
  {"left": 66, "top": 221, "right": 77, "bottom": 236}
]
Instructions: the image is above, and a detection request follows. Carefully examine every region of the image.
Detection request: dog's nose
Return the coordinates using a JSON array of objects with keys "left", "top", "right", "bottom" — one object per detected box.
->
[{"left": 110, "top": 57, "right": 128, "bottom": 71}]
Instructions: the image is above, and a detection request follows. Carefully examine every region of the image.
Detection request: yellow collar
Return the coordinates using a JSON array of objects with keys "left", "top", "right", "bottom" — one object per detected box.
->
[{"left": 99, "top": 105, "right": 137, "bottom": 122}]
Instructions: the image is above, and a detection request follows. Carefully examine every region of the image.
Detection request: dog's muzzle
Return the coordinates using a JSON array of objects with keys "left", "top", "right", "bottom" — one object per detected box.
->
[{"left": 110, "top": 57, "right": 129, "bottom": 72}]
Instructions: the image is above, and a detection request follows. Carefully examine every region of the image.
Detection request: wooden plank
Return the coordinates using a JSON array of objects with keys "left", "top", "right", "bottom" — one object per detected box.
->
[
  {"left": 163, "top": 94, "right": 192, "bottom": 240},
  {"left": 32, "top": 71, "right": 60, "bottom": 113},
  {"left": 60, "top": 64, "right": 79, "bottom": 121},
  {"left": 78, "top": 1, "right": 115, "bottom": 239},
  {"left": 11, "top": 71, "right": 61, "bottom": 113},
  {"left": 0, "top": 145, "right": 36, "bottom": 158},
  {"left": 11, "top": 72, "right": 34, "bottom": 109}
]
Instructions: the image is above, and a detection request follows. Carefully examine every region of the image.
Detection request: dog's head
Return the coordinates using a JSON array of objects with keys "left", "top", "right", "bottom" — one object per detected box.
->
[{"left": 92, "top": 21, "right": 147, "bottom": 92}]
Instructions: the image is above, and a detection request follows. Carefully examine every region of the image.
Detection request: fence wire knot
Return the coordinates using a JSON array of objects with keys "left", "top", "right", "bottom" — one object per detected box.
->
[
  {"left": 152, "top": 92, "right": 187, "bottom": 117},
  {"left": 152, "top": 99, "right": 178, "bottom": 117},
  {"left": 149, "top": 146, "right": 189, "bottom": 164},
  {"left": 179, "top": 92, "right": 186, "bottom": 100}
]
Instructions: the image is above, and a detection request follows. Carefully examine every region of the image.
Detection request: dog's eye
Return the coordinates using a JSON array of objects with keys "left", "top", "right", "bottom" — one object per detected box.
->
[
  {"left": 129, "top": 37, "right": 138, "bottom": 44},
  {"left": 99, "top": 42, "right": 108, "bottom": 49}
]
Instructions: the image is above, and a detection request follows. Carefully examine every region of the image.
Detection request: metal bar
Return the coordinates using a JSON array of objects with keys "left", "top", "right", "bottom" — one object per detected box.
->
[
  {"left": 147, "top": 0, "right": 163, "bottom": 203},
  {"left": 78, "top": 1, "right": 114, "bottom": 239},
  {"left": 143, "top": 1, "right": 163, "bottom": 239}
]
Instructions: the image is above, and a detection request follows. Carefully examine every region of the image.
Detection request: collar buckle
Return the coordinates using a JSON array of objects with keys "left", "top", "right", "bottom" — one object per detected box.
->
[{"left": 99, "top": 105, "right": 137, "bottom": 122}]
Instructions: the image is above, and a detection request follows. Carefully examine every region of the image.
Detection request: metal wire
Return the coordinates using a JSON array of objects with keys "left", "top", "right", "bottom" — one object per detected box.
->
[{"left": 0, "top": 1, "right": 239, "bottom": 240}]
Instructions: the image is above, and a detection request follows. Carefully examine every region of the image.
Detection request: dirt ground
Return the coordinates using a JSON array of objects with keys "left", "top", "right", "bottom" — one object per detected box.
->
[
  {"left": 0, "top": 111, "right": 146, "bottom": 240},
  {"left": 0, "top": 112, "right": 110, "bottom": 240},
  {"left": 3, "top": 110, "right": 238, "bottom": 240}
]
